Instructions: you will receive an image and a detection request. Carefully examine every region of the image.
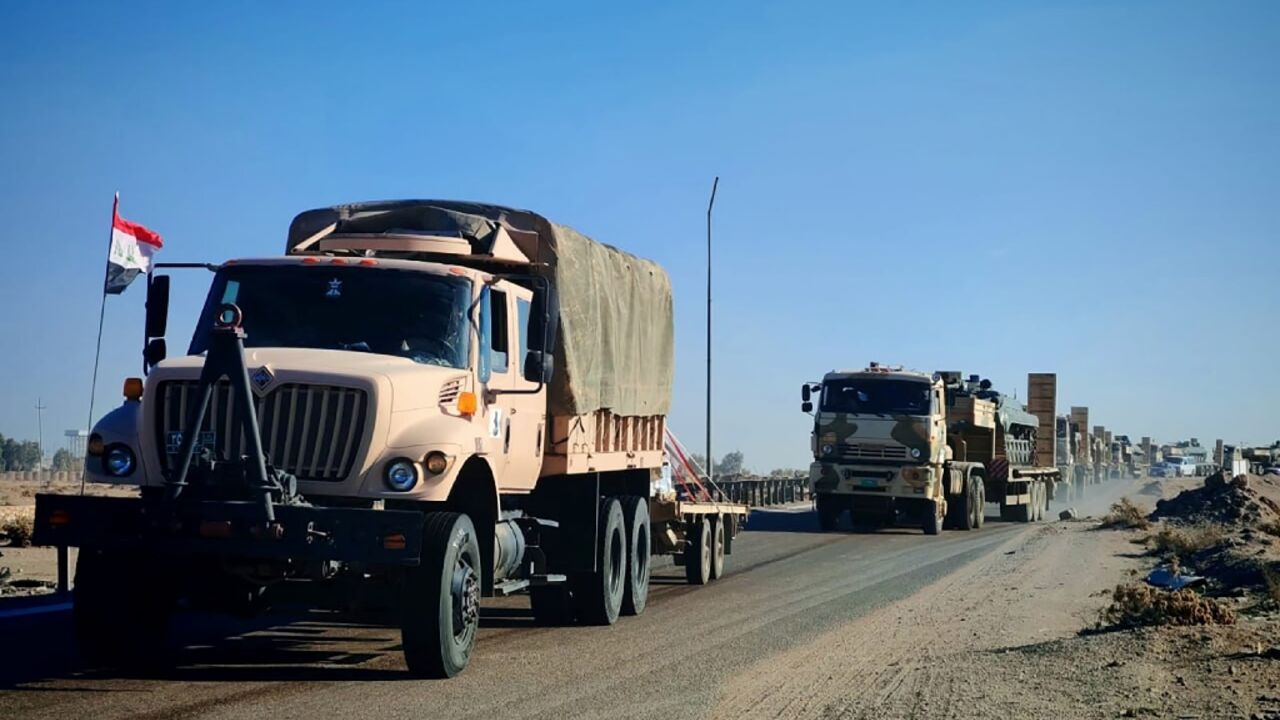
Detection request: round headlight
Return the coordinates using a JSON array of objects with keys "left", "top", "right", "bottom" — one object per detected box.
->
[
  {"left": 910, "top": 447, "right": 922, "bottom": 459},
  {"left": 821, "top": 444, "right": 835, "bottom": 457},
  {"left": 384, "top": 458, "right": 419, "bottom": 491},
  {"left": 424, "top": 451, "right": 449, "bottom": 475},
  {"left": 102, "top": 445, "right": 136, "bottom": 477}
]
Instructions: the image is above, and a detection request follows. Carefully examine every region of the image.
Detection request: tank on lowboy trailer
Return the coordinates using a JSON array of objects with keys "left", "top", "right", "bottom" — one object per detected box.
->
[{"left": 33, "top": 199, "right": 746, "bottom": 678}]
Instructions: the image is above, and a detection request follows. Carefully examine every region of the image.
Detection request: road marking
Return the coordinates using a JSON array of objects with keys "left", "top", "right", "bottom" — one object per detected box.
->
[{"left": 0, "top": 600, "right": 72, "bottom": 619}]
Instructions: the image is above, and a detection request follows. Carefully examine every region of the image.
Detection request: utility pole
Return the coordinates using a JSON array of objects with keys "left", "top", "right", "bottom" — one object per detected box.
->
[
  {"left": 706, "top": 177, "right": 718, "bottom": 484},
  {"left": 35, "top": 397, "right": 47, "bottom": 469}
]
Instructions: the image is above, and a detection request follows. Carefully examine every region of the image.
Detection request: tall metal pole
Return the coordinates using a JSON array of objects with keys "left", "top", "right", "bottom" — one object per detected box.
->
[
  {"left": 706, "top": 177, "right": 718, "bottom": 483},
  {"left": 35, "top": 397, "right": 47, "bottom": 468},
  {"left": 83, "top": 192, "right": 117, "bottom": 493}
]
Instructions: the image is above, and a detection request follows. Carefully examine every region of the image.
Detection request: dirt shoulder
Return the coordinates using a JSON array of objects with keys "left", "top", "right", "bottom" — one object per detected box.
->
[{"left": 711, "top": 507, "right": 1279, "bottom": 719}]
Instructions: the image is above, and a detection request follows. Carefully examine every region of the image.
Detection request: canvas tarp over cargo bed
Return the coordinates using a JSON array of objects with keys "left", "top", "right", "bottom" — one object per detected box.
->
[{"left": 287, "top": 200, "right": 674, "bottom": 417}]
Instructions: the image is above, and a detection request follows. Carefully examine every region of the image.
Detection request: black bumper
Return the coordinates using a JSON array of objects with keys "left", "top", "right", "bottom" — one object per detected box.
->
[{"left": 33, "top": 493, "right": 425, "bottom": 566}]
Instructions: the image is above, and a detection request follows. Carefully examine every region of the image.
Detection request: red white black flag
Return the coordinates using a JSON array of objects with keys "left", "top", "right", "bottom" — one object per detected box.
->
[{"left": 105, "top": 194, "right": 163, "bottom": 295}]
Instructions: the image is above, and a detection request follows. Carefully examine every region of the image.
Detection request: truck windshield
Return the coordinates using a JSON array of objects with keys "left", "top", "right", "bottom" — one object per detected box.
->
[
  {"left": 190, "top": 265, "right": 472, "bottom": 369},
  {"left": 820, "top": 378, "right": 932, "bottom": 415}
]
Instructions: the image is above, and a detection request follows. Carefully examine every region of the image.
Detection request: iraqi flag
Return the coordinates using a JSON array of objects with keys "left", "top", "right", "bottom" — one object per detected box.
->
[{"left": 105, "top": 195, "right": 163, "bottom": 294}]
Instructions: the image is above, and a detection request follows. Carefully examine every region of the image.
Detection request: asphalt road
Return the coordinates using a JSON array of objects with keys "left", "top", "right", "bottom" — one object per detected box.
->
[{"left": 0, "top": 485, "right": 1134, "bottom": 720}]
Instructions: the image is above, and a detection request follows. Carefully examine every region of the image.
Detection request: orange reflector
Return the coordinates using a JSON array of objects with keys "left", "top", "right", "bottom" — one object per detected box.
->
[
  {"left": 449, "top": 266, "right": 466, "bottom": 275},
  {"left": 358, "top": 258, "right": 378, "bottom": 266},
  {"left": 199, "top": 520, "right": 233, "bottom": 538},
  {"left": 383, "top": 532, "right": 407, "bottom": 550},
  {"left": 49, "top": 510, "right": 70, "bottom": 527},
  {"left": 331, "top": 257, "right": 348, "bottom": 265},
  {"left": 456, "top": 391, "right": 478, "bottom": 416},
  {"left": 123, "top": 377, "right": 144, "bottom": 401},
  {"left": 302, "top": 257, "right": 319, "bottom": 264}
]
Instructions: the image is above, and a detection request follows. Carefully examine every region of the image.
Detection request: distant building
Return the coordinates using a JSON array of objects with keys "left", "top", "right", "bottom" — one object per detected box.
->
[{"left": 64, "top": 429, "right": 88, "bottom": 459}]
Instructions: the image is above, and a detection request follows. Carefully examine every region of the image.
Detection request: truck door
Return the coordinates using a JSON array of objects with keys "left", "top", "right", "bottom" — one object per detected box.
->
[{"left": 484, "top": 283, "right": 542, "bottom": 493}]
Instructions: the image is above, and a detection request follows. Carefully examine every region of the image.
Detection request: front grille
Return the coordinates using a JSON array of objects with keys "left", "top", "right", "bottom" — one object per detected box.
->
[
  {"left": 835, "top": 443, "right": 909, "bottom": 461},
  {"left": 155, "top": 381, "right": 369, "bottom": 482}
]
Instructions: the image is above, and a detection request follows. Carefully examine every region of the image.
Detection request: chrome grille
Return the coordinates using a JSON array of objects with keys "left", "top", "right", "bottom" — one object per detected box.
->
[
  {"left": 155, "top": 381, "right": 369, "bottom": 482},
  {"left": 835, "top": 443, "right": 909, "bottom": 461}
]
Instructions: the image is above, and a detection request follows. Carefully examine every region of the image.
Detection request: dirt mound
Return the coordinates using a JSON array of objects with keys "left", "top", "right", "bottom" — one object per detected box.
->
[
  {"left": 1099, "top": 583, "right": 1237, "bottom": 629},
  {"left": 1150, "top": 473, "right": 1280, "bottom": 527}
]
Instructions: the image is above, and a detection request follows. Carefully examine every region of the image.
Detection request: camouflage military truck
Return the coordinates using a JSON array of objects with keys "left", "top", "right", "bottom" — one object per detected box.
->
[
  {"left": 1055, "top": 414, "right": 1093, "bottom": 500},
  {"left": 801, "top": 364, "right": 1060, "bottom": 534},
  {"left": 33, "top": 200, "right": 746, "bottom": 678}
]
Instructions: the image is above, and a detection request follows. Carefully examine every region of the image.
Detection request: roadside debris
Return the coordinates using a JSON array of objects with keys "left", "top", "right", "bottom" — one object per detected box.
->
[
  {"left": 1145, "top": 564, "right": 1205, "bottom": 590},
  {"left": 1100, "top": 498, "right": 1152, "bottom": 530},
  {"left": 1152, "top": 472, "right": 1280, "bottom": 526},
  {"left": 1059, "top": 508, "right": 1078, "bottom": 520}
]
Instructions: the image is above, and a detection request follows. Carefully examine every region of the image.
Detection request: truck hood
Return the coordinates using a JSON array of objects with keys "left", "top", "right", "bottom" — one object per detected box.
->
[{"left": 150, "top": 348, "right": 467, "bottom": 412}]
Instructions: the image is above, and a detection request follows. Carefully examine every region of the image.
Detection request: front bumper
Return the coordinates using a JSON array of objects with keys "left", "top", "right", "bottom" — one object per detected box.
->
[
  {"left": 810, "top": 461, "right": 933, "bottom": 498},
  {"left": 32, "top": 493, "right": 425, "bottom": 566}
]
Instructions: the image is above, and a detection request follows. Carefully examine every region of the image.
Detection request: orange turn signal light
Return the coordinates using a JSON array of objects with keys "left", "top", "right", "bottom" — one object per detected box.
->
[
  {"left": 457, "top": 391, "right": 478, "bottom": 416},
  {"left": 383, "top": 532, "right": 407, "bottom": 551},
  {"left": 86, "top": 433, "right": 105, "bottom": 457},
  {"left": 123, "top": 377, "right": 144, "bottom": 401}
]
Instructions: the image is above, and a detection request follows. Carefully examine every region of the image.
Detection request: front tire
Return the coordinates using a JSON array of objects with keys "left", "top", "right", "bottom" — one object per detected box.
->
[
  {"left": 402, "top": 512, "right": 481, "bottom": 679},
  {"left": 816, "top": 493, "right": 842, "bottom": 532},
  {"left": 74, "top": 548, "right": 172, "bottom": 669},
  {"left": 922, "top": 500, "right": 943, "bottom": 535}
]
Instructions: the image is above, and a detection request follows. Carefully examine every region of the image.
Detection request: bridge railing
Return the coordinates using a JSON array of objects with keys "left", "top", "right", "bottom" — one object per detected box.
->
[{"left": 705, "top": 475, "right": 809, "bottom": 507}]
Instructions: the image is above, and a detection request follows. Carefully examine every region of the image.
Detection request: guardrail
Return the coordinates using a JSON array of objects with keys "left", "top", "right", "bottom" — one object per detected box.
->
[{"left": 709, "top": 476, "right": 809, "bottom": 507}]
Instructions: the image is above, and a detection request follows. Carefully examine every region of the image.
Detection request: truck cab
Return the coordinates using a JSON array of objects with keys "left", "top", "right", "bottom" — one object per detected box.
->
[{"left": 802, "top": 364, "right": 962, "bottom": 534}]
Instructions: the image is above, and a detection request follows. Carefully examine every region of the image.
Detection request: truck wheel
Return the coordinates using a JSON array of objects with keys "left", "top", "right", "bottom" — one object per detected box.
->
[
  {"left": 1034, "top": 484, "right": 1045, "bottom": 521},
  {"left": 572, "top": 497, "right": 627, "bottom": 625},
  {"left": 74, "top": 548, "right": 172, "bottom": 669},
  {"left": 621, "top": 496, "right": 650, "bottom": 616},
  {"left": 402, "top": 511, "right": 481, "bottom": 679},
  {"left": 816, "top": 493, "right": 841, "bottom": 532},
  {"left": 973, "top": 481, "right": 986, "bottom": 529},
  {"left": 922, "top": 501, "right": 943, "bottom": 535},
  {"left": 684, "top": 516, "right": 713, "bottom": 585},
  {"left": 710, "top": 514, "right": 726, "bottom": 580},
  {"left": 966, "top": 479, "right": 982, "bottom": 530},
  {"left": 530, "top": 584, "right": 575, "bottom": 626}
]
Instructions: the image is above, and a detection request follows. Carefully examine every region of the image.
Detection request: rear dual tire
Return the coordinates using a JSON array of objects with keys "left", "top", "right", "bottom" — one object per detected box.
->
[{"left": 74, "top": 548, "right": 173, "bottom": 670}]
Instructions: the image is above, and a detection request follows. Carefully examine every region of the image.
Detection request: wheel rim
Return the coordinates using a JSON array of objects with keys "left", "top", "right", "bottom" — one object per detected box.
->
[{"left": 450, "top": 549, "right": 480, "bottom": 642}]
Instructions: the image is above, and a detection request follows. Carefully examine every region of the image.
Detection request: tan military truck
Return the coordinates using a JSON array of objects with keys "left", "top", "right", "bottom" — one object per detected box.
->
[
  {"left": 34, "top": 200, "right": 745, "bottom": 678},
  {"left": 801, "top": 364, "right": 1060, "bottom": 534}
]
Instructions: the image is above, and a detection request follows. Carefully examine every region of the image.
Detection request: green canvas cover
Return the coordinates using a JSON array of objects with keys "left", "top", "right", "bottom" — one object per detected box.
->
[{"left": 287, "top": 201, "right": 674, "bottom": 416}]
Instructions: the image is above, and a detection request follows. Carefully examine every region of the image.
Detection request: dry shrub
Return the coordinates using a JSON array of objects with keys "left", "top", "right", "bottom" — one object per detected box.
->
[
  {"left": 1149, "top": 524, "right": 1225, "bottom": 558},
  {"left": 1100, "top": 498, "right": 1151, "bottom": 530},
  {"left": 1099, "top": 583, "right": 1236, "bottom": 629},
  {"left": 1, "top": 516, "right": 34, "bottom": 547},
  {"left": 1260, "top": 519, "right": 1280, "bottom": 538}
]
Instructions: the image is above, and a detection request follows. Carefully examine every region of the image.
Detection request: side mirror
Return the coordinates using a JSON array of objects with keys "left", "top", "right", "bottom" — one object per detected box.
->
[
  {"left": 144, "top": 338, "right": 167, "bottom": 369},
  {"left": 145, "top": 275, "right": 170, "bottom": 339},
  {"left": 801, "top": 401, "right": 813, "bottom": 413},
  {"left": 523, "top": 350, "right": 554, "bottom": 384},
  {"left": 801, "top": 384, "right": 811, "bottom": 402}
]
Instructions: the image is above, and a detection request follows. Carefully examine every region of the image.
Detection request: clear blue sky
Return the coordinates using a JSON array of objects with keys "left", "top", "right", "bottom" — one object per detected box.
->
[{"left": 1, "top": 1, "right": 1277, "bottom": 470}]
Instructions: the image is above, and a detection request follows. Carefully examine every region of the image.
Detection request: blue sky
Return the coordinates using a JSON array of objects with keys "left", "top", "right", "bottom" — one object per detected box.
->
[{"left": 1, "top": 1, "right": 1277, "bottom": 470}]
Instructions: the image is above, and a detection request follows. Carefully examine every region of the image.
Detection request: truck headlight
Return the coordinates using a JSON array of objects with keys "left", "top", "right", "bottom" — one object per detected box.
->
[
  {"left": 910, "top": 448, "right": 922, "bottom": 459},
  {"left": 102, "top": 444, "right": 136, "bottom": 477},
  {"left": 424, "top": 451, "right": 449, "bottom": 475},
  {"left": 384, "top": 458, "right": 420, "bottom": 491},
  {"left": 821, "top": 444, "right": 835, "bottom": 457}
]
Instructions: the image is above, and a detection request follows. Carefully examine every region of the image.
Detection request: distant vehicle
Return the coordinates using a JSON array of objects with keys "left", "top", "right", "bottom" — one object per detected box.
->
[
  {"left": 1162, "top": 457, "right": 1197, "bottom": 477},
  {"left": 1264, "top": 466, "right": 1280, "bottom": 476},
  {"left": 1149, "top": 463, "right": 1171, "bottom": 478}
]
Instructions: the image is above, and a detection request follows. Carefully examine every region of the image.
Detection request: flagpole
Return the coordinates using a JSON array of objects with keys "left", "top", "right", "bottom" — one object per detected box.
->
[{"left": 82, "top": 192, "right": 118, "bottom": 495}]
